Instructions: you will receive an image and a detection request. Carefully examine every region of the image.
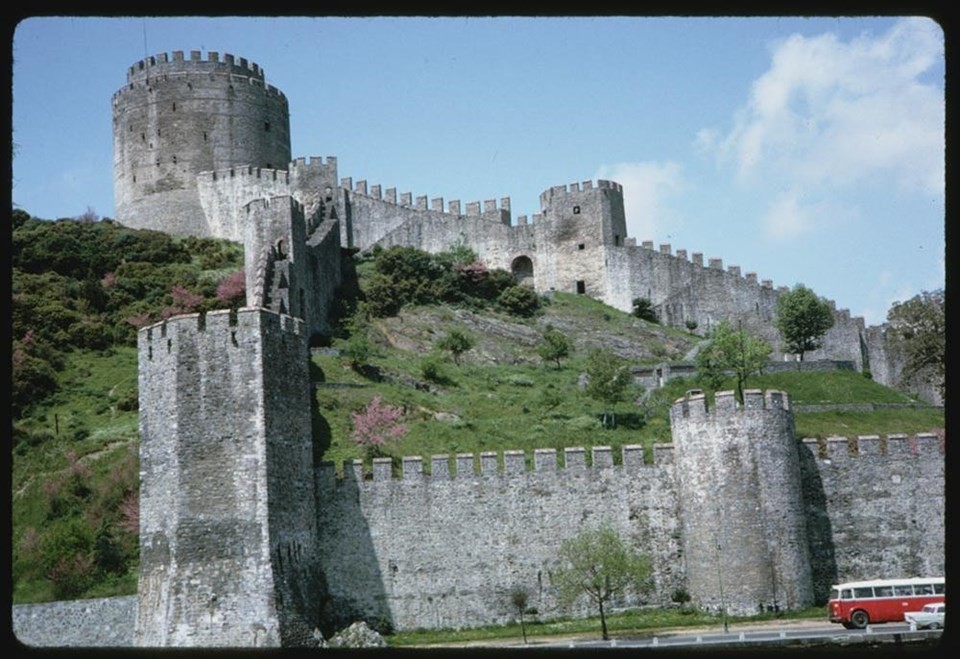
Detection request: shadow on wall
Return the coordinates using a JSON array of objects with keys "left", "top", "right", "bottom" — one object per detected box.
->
[
  {"left": 312, "top": 465, "right": 393, "bottom": 637},
  {"left": 309, "top": 384, "right": 393, "bottom": 637},
  {"left": 798, "top": 441, "right": 838, "bottom": 603}
]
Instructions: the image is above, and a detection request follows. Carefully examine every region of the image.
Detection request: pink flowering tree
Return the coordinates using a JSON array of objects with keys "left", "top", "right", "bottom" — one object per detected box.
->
[
  {"left": 160, "top": 285, "right": 204, "bottom": 319},
  {"left": 351, "top": 395, "right": 408, "bottom": 461},
  {"left": 216, "top": 269, "right": 246, "bottom": 308}
]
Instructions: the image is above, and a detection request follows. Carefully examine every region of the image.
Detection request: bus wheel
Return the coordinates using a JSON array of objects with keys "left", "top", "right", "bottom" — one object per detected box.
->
[
  {"left": 850, "top": 611, "right": 869, "bottom": 629},
  {"left": 928, "top": 622, "right": 942, "bottom": 630}
]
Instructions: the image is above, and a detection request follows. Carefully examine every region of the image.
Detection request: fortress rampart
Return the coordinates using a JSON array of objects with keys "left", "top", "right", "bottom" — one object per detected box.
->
[{"left": 13, "top": 50, "right": 931, "bottom": 648}]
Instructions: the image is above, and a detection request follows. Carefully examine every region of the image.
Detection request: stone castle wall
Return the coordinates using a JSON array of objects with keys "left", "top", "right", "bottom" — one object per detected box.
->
[
  {"left": 13, "top": 426, "right": 945, "bottom": 646},
  {"left": 13, "top": 596, "right": 137, "bottom": 647},
  {"left": 313, "top": 445, "right": 683, "bottom": 633},
  {"left": 800, "top": 433, "right": 946, "bottom": 601}
]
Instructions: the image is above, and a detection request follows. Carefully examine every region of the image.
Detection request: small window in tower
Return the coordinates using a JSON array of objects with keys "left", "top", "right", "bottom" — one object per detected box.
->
[
  {"left": 264, "top": 121, "right": 271, "bottom": 132},
  {"left": 576, "top": 281, "right": 586, "bottom": 294},
  {"left": 172, "top": 102, "right": 176, "bottom": 111},
  {"left": 157, "top": 129, "right": 161, "bottom": 137},
  {"left": 203, "top": 132, "right": 208, "bottom": 142},
  {"left": 578, "top": 243, "right": 585, "bottom": 251},
  {"left": 573, "top": 205, "right": 581, "bottom": 214},
  {"left": 132, "top": 175, "right": 137, "bottom": 183},
  {"left": 141, "top": 133, "right": 146, "bottom": 142},
  {"left": 187, "top": 82, "right": 192, "bottom": 90},
  {"left": 156, "top": 158, "right": 160, "bottom": 166},
  {"left": 325, "top": 196, "right": 333, "bottom": 203},
  {"left": 172, "top": 155, "right": 177, "bottom": 164},
  {"left": 615, "top": 234, "right": 621, "bottom": 246}
]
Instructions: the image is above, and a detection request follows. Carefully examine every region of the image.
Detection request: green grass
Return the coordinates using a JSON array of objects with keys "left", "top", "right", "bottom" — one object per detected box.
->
[
  {"left": 748, "top": 370, "right": 923, "bottom": 405},
  {"left": 313, "top": 327, "right": 943, "bottom": 472},
  {"left": 794, "top": 408, "right": 943, "bottom": 439},
  {"left": 387, "top": 605, "right": 827, "bottom": 646}
]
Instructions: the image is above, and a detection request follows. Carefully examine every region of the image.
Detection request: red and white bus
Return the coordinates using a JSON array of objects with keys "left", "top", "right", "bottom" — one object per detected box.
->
[{"left": 828, "top": 577, "right": 945, "bottom": 629}]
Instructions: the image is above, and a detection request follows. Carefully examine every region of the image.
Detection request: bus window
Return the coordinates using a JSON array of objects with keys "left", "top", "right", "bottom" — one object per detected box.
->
[
  {"left": 934, "top": 583, "right": 945, "bottom": 595},
  {"left": 854, "top": 587, "right": 874, "bottom": 598},
  {"left": 842, "top": 589, "right": 853, "bottom": 599},
  {"left": 894, "top": 585, "right": 914, "bottom": 596},
  {"left": 915, "top": 584, "right": 933, "bottom": 595},
  {"left": 875, "top": 586, "right": 893, "bottom": 597}
]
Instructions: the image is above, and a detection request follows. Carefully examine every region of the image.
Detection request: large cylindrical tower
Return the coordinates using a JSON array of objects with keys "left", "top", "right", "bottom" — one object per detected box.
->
[
  {"left": 112, "top": 50, "right": 291, "bottom": 236},
  {"left": 670, "top": 389, "right": 813, "bottom": 616}
]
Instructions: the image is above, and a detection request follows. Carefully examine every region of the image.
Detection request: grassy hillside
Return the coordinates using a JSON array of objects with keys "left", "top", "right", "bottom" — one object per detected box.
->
[{"left": 10, "top": 217, "right": 943, "bottom": 604}]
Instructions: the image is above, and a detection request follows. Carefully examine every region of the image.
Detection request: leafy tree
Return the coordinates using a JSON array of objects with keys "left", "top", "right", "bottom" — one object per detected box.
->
[
  {"left": 584, "top": 349, "right": 633, "bottom": 428},
  {"left": 886, "top": 289, "right": 944, "bottom": 399},
  {"left": 632, "top": 297, "right": 658, "bottom": 323},
  {"left": 339, "top": 312, "right": 375, "bottom": 371},
  {"left": 552, "top": 524, "right": 651, "bottom": 640},
  {"left": 537, "top": 327, "right": 571, "bottom": 369},
  {"left": 509, "top": 585, "right": 531, "bottom": 643},
  {"left": 695, "top": 320, "right": 772, "bottom": 402},
  {"left": 437, "top": 329, "right": 475, "bottom": 365},
  {"left": 774, "top": 284, "right": 835, "bottom": 361},
  {"left": 351, "top": 395, "right": 408, "bottom": 460},
  {"left": 498, "top": 284, "right": 541, "bottom": 316}
]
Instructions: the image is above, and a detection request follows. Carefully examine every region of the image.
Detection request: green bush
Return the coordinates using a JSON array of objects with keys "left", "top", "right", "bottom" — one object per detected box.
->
[
  {"left": 498, "top": 285, "right": 541, "bottom": 317},
  {"left": 420, "top": 357, "right": 445, "bottom": 383}
]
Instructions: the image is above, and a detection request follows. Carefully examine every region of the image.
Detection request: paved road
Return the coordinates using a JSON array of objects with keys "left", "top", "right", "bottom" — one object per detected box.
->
[{"left": 536, "top": 621, "right": 943, "bottom": 650}]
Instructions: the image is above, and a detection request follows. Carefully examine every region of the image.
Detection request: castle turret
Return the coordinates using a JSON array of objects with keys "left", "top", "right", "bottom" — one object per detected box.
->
[
  {"left": 532, "top": 180, "right": 627, "bottom": 297},
  {"left": 113, "top": 51, "right": 291, "bottom": 236},
  {"left": 135, "top": 309, "right": 320, "bottom": 646},
  {"left": 670, "top": 389, "right": 813, "bottom": 615}
]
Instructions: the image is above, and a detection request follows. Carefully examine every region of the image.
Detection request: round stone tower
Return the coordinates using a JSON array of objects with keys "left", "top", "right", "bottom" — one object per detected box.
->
[
  {"left": 112, "top": 50, "right": 291, "bottom": 236},
  {"left": 669, "top": 389, "right": 813, "bottom": 616}
]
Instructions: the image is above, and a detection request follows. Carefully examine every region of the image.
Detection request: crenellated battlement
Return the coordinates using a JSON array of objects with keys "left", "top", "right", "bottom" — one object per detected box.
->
[
  {"left": 114, "top": 51, "right": 286, "bottom": 104},
  {"left": 316, "top": 443, "right": 674, "bottom": 484},
  {"left": 126, "top": 50, "right": 266, "bottom": 82},
  {"left": 140, "top": 307, "right": 304, "bottom": 343},
  {"left": 803, "top": 432, "right": 944, "bottom": 461},
  {"left": 289, "top": 156, "right": 337, "bottom": 171},
  {"left": 670, "top": 389, "right": 790, "bottom": 422},
  {"left": 198, "top": 165, "right": 292, "bottom": 186},
  {"left": 341, "top": 176, "right": 511, "bottom": 219},
  {"left": 638, "top": 239, "right": 779, "bottom": 291},
  {"left": 632, "top": 239, "right": 859, "bottom": 323},
  {"left": 538, "top": 179, "right": 622, "bottom": 207}
]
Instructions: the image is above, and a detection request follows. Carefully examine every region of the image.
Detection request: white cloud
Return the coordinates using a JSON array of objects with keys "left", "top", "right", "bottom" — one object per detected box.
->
[
  {"left": 759, "top": 191, "right": 858, "bottom": 242},
  {"left": 593, "top": 161, "right": 687, "bottom": 241},
  {"left": 761, "top": 193, "right": 810, "bottom": 241},
  {"left": 707, "top": 18, "right": 944, "bottom": 196}
]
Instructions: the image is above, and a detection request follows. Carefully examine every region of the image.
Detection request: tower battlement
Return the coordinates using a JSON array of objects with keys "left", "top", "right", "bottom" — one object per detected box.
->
[
  {"left": 125, "top": 50, "right": 267, "bottom": 82},
  {"left": 669, "top": 389, "right": 791, "bottom": 423},
  {"left": 538, "top": 179, "right": 622, "bottom": 207}
]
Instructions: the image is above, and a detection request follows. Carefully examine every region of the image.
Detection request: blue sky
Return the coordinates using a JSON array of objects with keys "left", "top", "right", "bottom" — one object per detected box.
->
[{"left": 11, "top": 16, "right": 944, "bottom": 326}]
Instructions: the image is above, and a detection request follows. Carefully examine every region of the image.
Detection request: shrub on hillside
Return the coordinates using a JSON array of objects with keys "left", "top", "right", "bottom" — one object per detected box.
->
[{"left": 498, "top": 285, "right": 541, "bottom": 317}]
